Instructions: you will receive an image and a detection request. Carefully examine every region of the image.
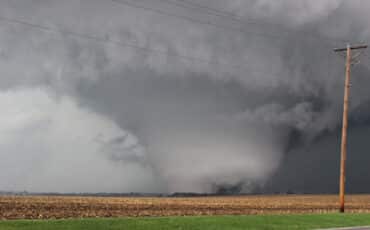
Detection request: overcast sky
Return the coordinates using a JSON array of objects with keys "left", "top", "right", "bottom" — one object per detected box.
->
[{"left": 0, "top": 0, "right": 370, "bottom": 194}]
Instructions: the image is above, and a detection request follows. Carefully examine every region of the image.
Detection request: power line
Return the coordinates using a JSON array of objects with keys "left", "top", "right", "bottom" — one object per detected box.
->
[
  {"left": 0, "top": 15, "right": 272, "bottom": 76},
  {"left": 110, "top": 0, "right": 305, "bottom": 42},
  {"left": 163, "top": 0, "right": 243, "bottom": 20},
  {"left": 359, "top": 53, "right": 370, "bottom": 70},
  {"left": 157, "top": 0, "right": 337, "bottom": 42},
  {"left": 155, "top": 0, "right": 255, "bottom": 24},
  {"left": 0, "top": 3, "right": 359, "bottom": 77},
  {"left": 111, "top": 0, "right": 348, "bottom": 45},
  {"left": 361, "top": 53, "right": 370, "bottom": 62},
  {"left": 167, "top": 0, "right": 325, "bottom": 34},
  {"left": 0, "top": 16, "right": 216, "bottom": 64}
]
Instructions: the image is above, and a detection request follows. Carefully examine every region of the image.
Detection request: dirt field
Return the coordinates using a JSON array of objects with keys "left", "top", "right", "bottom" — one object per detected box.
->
[{"left": 1, "top": 195, "right": 370, "bottom": 220}]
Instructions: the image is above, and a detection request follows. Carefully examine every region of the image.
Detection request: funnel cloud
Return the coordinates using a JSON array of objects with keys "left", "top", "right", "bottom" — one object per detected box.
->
[{"left": 0, "top": 0, "right": 370, "bottom": 194}]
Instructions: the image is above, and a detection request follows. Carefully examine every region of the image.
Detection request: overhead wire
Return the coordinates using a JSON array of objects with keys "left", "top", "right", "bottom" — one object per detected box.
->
[
  {"left": 110, "top": 0, "right": 348, "bottom": 46},
  {"left": 0, "top": 0, "right": 367, "bottom": 77},
  {"left": 0, "top": 15, "right": 273, "bottom": 76},
  {"left": 111, "top": 0, "right": 352, "bottom": 46},
  {"left": 0, "top": 15, "right": 235, "bottom": 68},
  {"left": 154, "top": 0, "right": 350, "bottom": 45},
  {"left": 112, "top": 0, "right": 370, "bottom": 76}
]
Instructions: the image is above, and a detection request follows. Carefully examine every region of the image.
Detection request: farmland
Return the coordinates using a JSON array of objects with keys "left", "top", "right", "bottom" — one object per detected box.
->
[{"left": 1, "top": 195, "right": 370, "bottom": 220}]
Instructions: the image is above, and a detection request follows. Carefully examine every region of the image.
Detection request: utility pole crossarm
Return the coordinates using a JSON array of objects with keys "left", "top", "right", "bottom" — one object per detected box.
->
[{"left": 334, "top": 45, "right": 368, "bottom": 52}]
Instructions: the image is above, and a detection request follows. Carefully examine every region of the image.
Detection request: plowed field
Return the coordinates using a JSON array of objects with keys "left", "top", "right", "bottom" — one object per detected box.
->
[{"left": 1, "top": 195, "right": 370, "bottom": 220}]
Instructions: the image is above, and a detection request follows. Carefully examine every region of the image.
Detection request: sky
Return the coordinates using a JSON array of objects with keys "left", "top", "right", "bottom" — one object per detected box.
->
[{"left": 0, "top": 0, "right": 370, "bottom": 194}]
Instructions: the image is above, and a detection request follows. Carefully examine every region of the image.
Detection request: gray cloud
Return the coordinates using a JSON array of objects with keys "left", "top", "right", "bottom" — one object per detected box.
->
[{"left": 0, "top": 0, "right": 370, "bottom": 193}]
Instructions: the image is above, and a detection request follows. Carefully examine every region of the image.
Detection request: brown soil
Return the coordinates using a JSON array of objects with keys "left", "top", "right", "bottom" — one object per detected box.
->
[{"left": 1, "top": 195, "right": 370, "bottom": 220}]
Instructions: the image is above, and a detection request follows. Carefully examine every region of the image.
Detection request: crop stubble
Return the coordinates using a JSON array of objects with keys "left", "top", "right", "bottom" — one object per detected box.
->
[{"left": 1, "top": 195, "right": 370, "bottom": 219}]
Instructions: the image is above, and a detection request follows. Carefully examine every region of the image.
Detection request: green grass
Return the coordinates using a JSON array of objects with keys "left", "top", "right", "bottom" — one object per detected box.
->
[{"left": 1, "top": 214, "right": 370, "bottom": 230}]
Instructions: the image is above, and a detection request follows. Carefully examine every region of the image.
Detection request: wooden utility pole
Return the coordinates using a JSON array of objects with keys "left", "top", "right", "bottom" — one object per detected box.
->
[{"left": 334, "top": 44, "right": 367, "bottom": 213}]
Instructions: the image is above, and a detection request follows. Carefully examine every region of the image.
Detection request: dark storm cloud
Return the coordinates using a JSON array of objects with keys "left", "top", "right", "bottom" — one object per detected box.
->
[{"left": 0, "top": 0, "right": 370, "bottom": 193}]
